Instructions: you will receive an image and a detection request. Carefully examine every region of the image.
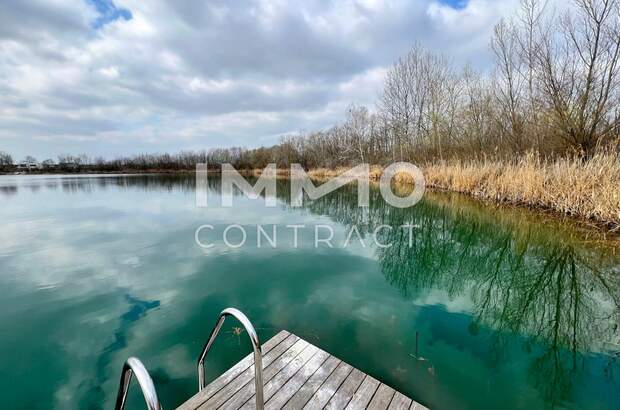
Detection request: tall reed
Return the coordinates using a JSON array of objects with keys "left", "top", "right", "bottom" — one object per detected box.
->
[{"left": 424, "top": 151, "right": 620, "bottom": 230}]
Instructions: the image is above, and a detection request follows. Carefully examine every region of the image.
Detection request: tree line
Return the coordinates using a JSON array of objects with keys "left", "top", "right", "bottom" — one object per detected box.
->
[{"left": 2, "top": 0, "right": 618, "bottom": 172}]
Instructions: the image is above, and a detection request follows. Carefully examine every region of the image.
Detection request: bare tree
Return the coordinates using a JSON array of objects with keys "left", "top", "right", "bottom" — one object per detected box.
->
[
  {"left": 517, "top": 0, "right": 550, "bottom": 149},
  {"left": 492, "top": 19, "right": 528, "bottom": 151},
  {"left": 343, "top": 104, "right": 372, "bottom": 163},
  {"left": 537, "top": 0, "right": 620, "bottom": 157},
  {"left": 460, "top": 67, "right": 496, "bottom": 156},
  {"left": 0, "top": 151, "right": 13, "bottom": 166}
]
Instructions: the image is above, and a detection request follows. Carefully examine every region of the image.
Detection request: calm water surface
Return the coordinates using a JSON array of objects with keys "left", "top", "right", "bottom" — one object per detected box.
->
[{"left": 0, "top": 174, "right": 619, "bottom": 409}]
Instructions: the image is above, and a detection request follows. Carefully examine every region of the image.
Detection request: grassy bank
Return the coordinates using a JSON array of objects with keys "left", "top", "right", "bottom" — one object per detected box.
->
[
  {"left": 296, "top": 153, "right": 620, "bottom": 231},
  {"left": 424, "top": 152, "right": 620, "bottom": 231}
]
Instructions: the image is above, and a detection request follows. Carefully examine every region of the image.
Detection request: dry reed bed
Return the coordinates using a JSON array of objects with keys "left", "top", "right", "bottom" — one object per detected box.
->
[
  {"left": 306, "top": 166, "right": 385, "bottom": 180},
  {"left": 424, "top": 152, "right": 620, "bottom": 230},
  {"left": 251, "top": 153, "right": 620, "bottom": 229}
]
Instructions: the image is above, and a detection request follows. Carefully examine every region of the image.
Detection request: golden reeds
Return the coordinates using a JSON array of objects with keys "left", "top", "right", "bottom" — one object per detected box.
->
[
  {"left": 424, "top": 151, "right": 620, "bottom": 230},
  {"left": 249, "top": 152, "right": 620, "bottom": 229}
]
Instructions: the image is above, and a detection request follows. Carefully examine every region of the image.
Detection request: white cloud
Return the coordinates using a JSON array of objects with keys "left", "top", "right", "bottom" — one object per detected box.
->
[
  {"left": 0, "top": 0, "right": 522, "bottom": 160},
  {"left": 99, "top": 66, "right": 119, "bottom": 79}
]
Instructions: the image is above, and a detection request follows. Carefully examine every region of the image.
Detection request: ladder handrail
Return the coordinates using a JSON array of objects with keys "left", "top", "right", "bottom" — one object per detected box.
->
[
  {"left": 197, "top": 308, "right": 263, "bottom": 410},
  {"left": 114, "top": 357, "right": 162, "bottom": 410}
]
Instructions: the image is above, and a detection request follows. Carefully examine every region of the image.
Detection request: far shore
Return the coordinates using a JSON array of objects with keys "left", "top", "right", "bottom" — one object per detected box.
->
[{"left": 3, "top": 154, "right": 619, "bottom": 233}]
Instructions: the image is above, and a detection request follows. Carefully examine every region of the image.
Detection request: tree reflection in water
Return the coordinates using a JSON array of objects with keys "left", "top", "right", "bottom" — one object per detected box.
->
[
  {"left": 4, "top": 175, "right": 617, "bottom": 406},
  {"left": 288, "top": 182, "right": 620, "bottom": 407}
]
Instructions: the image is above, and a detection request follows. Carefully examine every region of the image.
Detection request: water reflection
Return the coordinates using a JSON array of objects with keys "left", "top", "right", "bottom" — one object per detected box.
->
[
  {"left": 0, "top": 184, "right": 18, "bottom": 196},
  {"left": 0, "top": 174, "right": 618, "bottom": 409},
  {"left": 0, "top": 174, "right": 198, "bottom": 196},
  {"left": 79, "top": 294, "right": 160, "bottom": 409},
  {"left": 284, "top": 183, "right": 620, "bottom": 407}
]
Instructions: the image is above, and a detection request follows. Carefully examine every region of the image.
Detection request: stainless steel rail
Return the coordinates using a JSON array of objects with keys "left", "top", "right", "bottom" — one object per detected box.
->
[
  {"left": 197, "top": 308, "right": 264, "bottom": 410},
  {"left": 114, "top": 357, "right": 162, "bottom": 410}
]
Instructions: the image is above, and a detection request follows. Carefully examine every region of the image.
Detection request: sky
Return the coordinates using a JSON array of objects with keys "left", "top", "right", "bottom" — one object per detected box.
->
[{"left": 0, "top": 0, "right": 523, "bottom": 161}]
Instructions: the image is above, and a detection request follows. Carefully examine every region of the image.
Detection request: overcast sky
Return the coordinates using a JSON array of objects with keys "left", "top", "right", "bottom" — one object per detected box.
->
[{"left": 0, "top": 0, "right": 523, "bottom": 161}]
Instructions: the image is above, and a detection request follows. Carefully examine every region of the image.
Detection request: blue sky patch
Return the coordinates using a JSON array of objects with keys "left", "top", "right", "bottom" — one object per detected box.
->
[
  {"left": 87, "top": 0, "right": 132, "bottom": 28},
  {"left": 437, "top": 0, "right": 468, "bottom": 9}
]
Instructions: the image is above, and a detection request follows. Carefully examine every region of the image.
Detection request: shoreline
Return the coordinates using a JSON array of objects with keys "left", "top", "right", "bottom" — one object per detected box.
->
[
  {"left": 300, "top": 156, "right": 620, "bottom": 233},
  {"left": 3, "top": 156, "right": 619, "bottom": 233}
]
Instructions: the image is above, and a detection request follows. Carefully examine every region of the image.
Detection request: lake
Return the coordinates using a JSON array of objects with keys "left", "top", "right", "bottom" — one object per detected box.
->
[{"left": 0, "top": 174, "right": 618, "bottom": 409}]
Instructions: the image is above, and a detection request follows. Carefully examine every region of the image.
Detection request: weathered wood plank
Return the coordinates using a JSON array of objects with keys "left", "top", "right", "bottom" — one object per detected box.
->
[
  {"left": 241, "top": 345, "right": 322, "bottom": 410},
  {"left": 324, "top": 368, "right": 365, "bottom": 410},
  {"left": 177, "top": 330, "right": 291, "bottom": 410},
  {"left": 216, "top": 340, "right": 312, "bottom": 410},
  {"left": 179, "top": 331, "right": 428, "bottom": 410},
  {"left": 198, "top": 336, "right": 305, "bottom": 410},
  {"left": 387, "top": 392, "right": 412, "bottom": 410},
  {"left": 344, "top": 375, "right": 380, "bottom": 410},
  {"left": 281, "top": 356, "right": 341, "bottom": 410},
  {"left": 302, "top": 361, "right": 353, "bottom": 410},
  {"left": 265, "top": 350, "right": 330, "bottom": 410},
  {"left": 367, "top": 384, "right": 396, "bottom": 410}
]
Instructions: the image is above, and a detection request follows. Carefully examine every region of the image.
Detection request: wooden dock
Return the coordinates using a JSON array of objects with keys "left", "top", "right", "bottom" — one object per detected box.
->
[{"left": 178, "top": 330, "right": 428, "bottom": 410}]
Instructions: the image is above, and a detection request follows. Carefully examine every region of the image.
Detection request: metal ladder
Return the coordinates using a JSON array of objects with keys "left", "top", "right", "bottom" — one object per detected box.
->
[
  {"left": 114, "top": 357, "right": 161, "bottom": 410},
  {"left": 114, "top": 307, "right": 264, "bottom": 410}
]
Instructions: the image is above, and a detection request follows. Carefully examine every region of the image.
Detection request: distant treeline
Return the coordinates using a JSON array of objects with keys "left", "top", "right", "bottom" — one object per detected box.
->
[{"left": 2, "top": 0, "right": 618, "bottom": 173}]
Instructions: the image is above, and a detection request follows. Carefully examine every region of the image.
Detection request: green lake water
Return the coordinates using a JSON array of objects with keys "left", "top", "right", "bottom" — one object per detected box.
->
[{"left": 0, "top": 174, "right": 619, "bottom": 409}]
